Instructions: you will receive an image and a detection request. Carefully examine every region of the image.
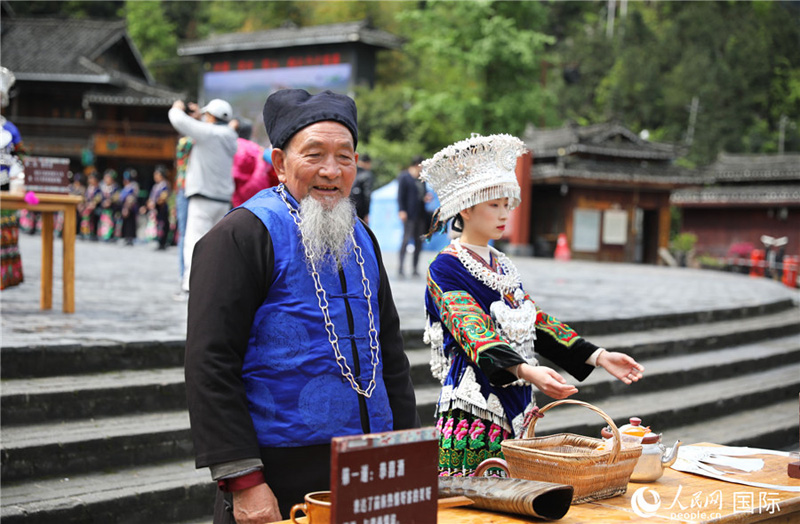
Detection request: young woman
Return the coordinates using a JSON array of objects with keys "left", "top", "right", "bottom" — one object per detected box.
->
[
  {"left": 420, "top": 134, "right": 644, "bottom": 476},
  {"left": 96, "top": 169, "right": 120, "bottom": 242}
]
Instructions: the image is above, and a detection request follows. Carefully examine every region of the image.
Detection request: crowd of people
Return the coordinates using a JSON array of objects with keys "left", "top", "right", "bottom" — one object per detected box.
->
[{"left": 12, "top": 98, "right": 281, "bottom": 297}]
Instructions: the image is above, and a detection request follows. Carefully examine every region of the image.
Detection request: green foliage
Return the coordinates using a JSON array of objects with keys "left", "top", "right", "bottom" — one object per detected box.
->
[
  {"left": 125, "top": 1, "right": 177, "bottom": 64},
  {"left": 395, "top": 0, "right": 554, "bottom": 150},
  {"left": 671, "top": 232, "right": 698, "bottom": 254},
  {"left": 25, "top": 0, "right": 798, "bottom": 165},
  {"left": 551, "top": 1, "right": 800, "bottom": 164},
  {"left": 9, "top": 0, "right": 124, "bottom": 18}
]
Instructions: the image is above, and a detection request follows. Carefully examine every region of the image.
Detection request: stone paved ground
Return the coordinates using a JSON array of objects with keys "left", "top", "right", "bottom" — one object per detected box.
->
[{"left": 2, "top": 232, "right": 798, "bottom": 348}]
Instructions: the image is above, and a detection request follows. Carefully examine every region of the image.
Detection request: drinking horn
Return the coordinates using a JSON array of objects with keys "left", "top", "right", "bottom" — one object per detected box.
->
[{"left": 438, "top": 476, "right": 574, "bottom": 520}]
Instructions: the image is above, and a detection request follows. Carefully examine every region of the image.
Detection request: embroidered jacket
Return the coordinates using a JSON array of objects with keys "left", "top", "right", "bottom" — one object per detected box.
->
[{"left": 425, "top": 243, "right": 598, "bottom": 437}]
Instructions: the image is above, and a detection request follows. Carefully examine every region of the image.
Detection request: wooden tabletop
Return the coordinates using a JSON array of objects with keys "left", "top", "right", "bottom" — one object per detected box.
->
[
  {"left": 282, "top": 444, "right": 800, "bottom": 523},
  {"left": 441, "top": 447, "right": 800, "bottom": 523},
  {"left": 0, "top": 191, "right": 82, "bottom": 210}
]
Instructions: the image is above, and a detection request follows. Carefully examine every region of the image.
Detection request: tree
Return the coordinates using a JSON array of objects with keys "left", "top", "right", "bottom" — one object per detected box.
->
[
  {"left": 8, "top": 0, "right": 124, "bottom": 19},
  {"left": 395, "top": 0, "right": 555, "bottom": 151},
  {"left": 550, "top": 1, "right": 800, "bottom": 164}
]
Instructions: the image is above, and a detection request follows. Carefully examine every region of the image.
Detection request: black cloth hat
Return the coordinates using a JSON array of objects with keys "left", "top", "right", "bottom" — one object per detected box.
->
[{"left": 263, "top": 89, "right": 358, "bottom": 150}]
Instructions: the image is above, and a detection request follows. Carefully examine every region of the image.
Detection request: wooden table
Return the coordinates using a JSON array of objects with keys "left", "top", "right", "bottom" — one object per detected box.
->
[
  {"left": 282, "top": 445, "right": 800, "bottom": 523},
  {"left": 1, "top": 192, "right": 82, "bottom": 313}
]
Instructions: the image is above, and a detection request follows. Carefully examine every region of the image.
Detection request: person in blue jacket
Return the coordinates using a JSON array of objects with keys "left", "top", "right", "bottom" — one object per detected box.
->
[{"left": 184, "top": 89, "right": 419, "bottom": 523}]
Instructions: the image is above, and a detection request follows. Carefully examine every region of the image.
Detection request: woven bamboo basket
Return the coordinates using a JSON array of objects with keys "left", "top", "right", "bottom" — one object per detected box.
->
[{"left": 501, "top": 399, "right": 642, "bottom": 504}]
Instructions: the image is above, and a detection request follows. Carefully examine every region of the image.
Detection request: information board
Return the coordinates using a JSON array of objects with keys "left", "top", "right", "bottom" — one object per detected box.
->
[
  {"left": 330, "top": 428, "right": 438, "bottom": 524},
  {"left": 602, "top": 209, "right": 628, "bottom": 245},
  {"left": 22, "top": 156, "right": 70, "bottom": 193},
  {"left": 573, "top": 208, "right": 601, "bottom": 252}
]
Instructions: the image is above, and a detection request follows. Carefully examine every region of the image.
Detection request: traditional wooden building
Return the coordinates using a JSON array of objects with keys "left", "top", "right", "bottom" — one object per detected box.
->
[
  {"left": 177, "top": 20, "right": 402, "bottom": 145},
  {"left": 1, "top": 16, "right": 185, "bottom": 182},
  {"left": 671, "top": 153, "right": 800, "bottom": 258},
  {"left": 514, "top": 122, "right": 693, "bottom": 264}
]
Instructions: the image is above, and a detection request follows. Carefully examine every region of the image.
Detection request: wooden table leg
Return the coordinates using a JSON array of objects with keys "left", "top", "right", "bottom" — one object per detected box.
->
[
  {"left": 40, "top": 212, "right": 54, "bottom": 310},
  {"left": 62, "top": 209, "right": 76, "bottom": 313}
]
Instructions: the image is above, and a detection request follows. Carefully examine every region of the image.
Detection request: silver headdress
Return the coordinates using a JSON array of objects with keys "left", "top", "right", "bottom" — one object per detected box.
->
[
  {"left": 420, "top": 134, "right": 526, "bottom": 223},
  {"left": 0, "top": 67, "right": 15, "bottom": 109}
]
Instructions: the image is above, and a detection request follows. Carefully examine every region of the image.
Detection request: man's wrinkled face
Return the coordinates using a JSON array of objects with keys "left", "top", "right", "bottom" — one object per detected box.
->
[{"left": 272, "top": 121, "right": 358, "bottom": 209}]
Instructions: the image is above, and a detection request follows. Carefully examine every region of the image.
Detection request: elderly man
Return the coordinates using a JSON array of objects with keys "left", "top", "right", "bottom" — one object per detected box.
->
[
  {"left": 168, "top": 98, "right": 238, "bottom": 295},
  {"left": 184, "top": 89, "right": 419, "bottom": 524}
]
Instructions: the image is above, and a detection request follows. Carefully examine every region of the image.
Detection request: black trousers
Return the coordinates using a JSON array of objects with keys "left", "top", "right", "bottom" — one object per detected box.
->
[
  {"left": 399, "top": 214, "right": 428, "bottom": 275},
  {"left": 213, "top": 444, "right": 331, "bottom": 523}
]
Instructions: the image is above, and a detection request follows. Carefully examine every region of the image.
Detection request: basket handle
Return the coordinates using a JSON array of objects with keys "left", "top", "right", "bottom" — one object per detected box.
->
[{"left": 523, "top": 399, "right": 622, "bottom": 463}]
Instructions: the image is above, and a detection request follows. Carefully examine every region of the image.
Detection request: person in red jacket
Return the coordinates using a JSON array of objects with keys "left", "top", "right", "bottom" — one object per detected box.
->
[{"left": 230, "top": 118, "right": 277, "bottom": 208}]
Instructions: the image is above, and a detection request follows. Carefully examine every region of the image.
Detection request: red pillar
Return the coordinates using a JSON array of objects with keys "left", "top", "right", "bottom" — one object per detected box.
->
[{"left": 507, "top": 150, "right": 533, "bottom": 254}]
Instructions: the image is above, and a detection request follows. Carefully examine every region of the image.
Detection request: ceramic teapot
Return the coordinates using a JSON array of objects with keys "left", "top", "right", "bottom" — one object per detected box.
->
[{"left": 601, "top": 417, "right": 681, "bottom": 482}]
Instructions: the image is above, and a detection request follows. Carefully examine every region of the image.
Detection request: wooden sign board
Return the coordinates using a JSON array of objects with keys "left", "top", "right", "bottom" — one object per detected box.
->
[
  {"left": 93, "top": 134, "right": 177, "bottom": 161},
  {"left": 331, "top": 427, "right": 439, "bottom": 524},
  {"left": 22, "top": 156, "right": 70, "bottom": 193}
]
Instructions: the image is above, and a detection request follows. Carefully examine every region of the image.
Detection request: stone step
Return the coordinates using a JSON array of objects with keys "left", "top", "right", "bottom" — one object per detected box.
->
[
  {"left": 589, "top": 307, "right": 800, "bottom": 360},
  {"left": 401, "top": 298, "right": 798, "bottom": 350},
  {"left": 0, "top": 340, "right": 185, "bottom": 380},
  {"left": 1, "top": 411, "right": 193, "bottom": 483},
  {"left": 7, "top": 300, "right": 790, "bottom": 381},
  {"left": 406, "top": 308, "right": 800, "bottom": 388},
  {"left": 414, "top": 362, "right": 800, "bottom": 445},
  {"left": 525, "top": 364, "right": 800, "bottom": 446},
  {"left": 1, "top": 367, "right": 186, "bottom": 426},
  {"left": 553, "top": 332, "right": 800, "bottom": 401},
  {"left": 5, "top": 328, "right": 795, "bottom": 429},
  {"left": 660, "top": 398, "right": 800, "bottom": 452},
  {"left": 565, "top": 298, "right": 797, "bottom": 337},
  {"left": 3, "top": 333, "right": 796, "bottom": 483},
  {"left": 412, "top": 331, "right": 800, "bottom": 411},
  {"left": 0, "top": 459, "right": 214, "bottom": 524}
]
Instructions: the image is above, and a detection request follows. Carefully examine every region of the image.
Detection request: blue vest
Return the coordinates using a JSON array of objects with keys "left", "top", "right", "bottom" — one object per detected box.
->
[{"left": 240, "top": 187, "right": 394, "bottom": 447}]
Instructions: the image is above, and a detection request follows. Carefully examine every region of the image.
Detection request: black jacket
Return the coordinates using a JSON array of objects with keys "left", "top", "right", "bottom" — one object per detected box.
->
[{"left": 184, "top": 208, "right": 420, "bottom": 469}]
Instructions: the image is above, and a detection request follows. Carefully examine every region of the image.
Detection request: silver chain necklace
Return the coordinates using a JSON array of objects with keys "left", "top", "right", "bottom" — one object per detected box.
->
[{"left": 278, "top": 185, "right": 380, "bottom": 398}]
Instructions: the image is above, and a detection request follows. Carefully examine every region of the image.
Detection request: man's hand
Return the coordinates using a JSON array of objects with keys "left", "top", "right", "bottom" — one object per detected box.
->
[
  {"left": 232, "top": 482, "right": 282, "bottom": 524},
  {"left": 172, "top": 99, "right": 186, "bottom": 112},
  {"left": 398, "top": 211, "right": 407, "bottom": 223},
  {"left": 517, "top": 365, "right": 578, "bottom": 399},
  {"left": 597, "top": 351, "right": 644, "bottom": 385}
]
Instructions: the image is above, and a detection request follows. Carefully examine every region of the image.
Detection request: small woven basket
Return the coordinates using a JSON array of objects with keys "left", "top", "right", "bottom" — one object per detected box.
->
[{"left": 501, "top": 399, "right": 642, "bottom": 504}]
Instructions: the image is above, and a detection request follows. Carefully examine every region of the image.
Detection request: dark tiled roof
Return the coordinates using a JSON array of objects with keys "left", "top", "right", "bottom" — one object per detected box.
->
[
  {"left": 703, "top": 153, "right": 800, "bottom": 183},
  {"left": 1, "top": 17, "right": 151, "bottom": 82},
  {"left": 178, "top": 20, "right": 403, "bottom": 56},
  {"left": 534, "top": 158, "right": 696, "bottom": 187},
  {"left": 671, "top": 185, "right": 800, "bottom": 206},
  {"left": 83, "top": 70, "right": 185, "bottom": 107},
  {"left": 523, "top": 122, "right": 683, "bottom": 161},
  {"left": 2, "top": 17, "right": 184, "bottom": 106}
]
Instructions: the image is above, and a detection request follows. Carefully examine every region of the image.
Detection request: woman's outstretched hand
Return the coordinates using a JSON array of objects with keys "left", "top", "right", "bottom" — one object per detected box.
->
[
  {"left": 517, "top": 364, "right": 579, "bottom": 399},
  {"left": 597, "top": 351, "right": 645, "bottom": 385}
]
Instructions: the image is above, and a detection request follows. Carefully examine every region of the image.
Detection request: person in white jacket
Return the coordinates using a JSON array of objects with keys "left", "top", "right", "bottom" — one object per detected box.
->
[{"left": 169, "top": 99, "right": 238, "bottom": 294}]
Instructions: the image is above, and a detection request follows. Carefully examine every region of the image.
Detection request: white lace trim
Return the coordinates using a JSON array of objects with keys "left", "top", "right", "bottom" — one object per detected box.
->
[
  {"left": 424, "top": 318, "right": 449, "bottom": 384},
  {"left": 435, "top": 367, "right": 512, "bottom": 432}
]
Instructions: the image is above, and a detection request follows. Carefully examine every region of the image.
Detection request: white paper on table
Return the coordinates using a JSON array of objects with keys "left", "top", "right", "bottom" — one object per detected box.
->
[
  {"left": 678, "top": 447, "right": 765, "bottom": 473},
  {"left": 671, "top": 446, "right": 800, "bottom": 492}
]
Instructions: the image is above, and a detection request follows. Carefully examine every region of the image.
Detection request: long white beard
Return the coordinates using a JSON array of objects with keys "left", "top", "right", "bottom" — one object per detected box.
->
[{"left": 298, "top": 195, "right": 355, "bottom": 272}]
